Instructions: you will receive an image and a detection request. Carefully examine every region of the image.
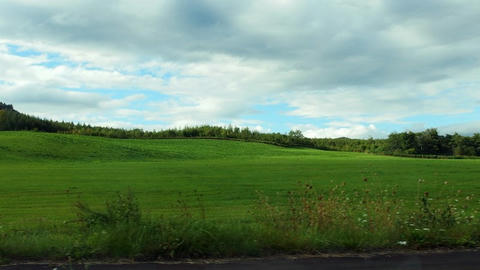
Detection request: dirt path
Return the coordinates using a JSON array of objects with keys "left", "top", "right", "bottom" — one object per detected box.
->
[{"left": 2, "top": 250, "right": 480, "bottom": 270}]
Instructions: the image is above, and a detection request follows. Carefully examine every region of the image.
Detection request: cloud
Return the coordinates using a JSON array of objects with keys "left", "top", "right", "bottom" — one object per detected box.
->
[
  {"left": 0, "top": 0, "right": 479, "bottom": 136},
  {"left": 292, "top": 123, "right": 385, "bottom": 139},
  {"left": 1, "top": 0, "right": 478, "bottom": 86},
  {"left": 437, "top": 121, "right": 480, "bottom": 136},
  {"left": 283, "top": 82, "right": 479, "bottom": 123}
]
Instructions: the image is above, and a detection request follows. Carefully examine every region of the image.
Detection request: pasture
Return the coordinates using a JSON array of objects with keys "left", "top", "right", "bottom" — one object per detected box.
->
[{"left": 1, "top": 131, "right": 479, "bottom": 226}]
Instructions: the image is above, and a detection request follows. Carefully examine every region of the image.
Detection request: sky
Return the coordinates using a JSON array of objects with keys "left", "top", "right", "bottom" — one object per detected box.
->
[{"left": 0, "top": 0, "right": 479, "bottom": 138}]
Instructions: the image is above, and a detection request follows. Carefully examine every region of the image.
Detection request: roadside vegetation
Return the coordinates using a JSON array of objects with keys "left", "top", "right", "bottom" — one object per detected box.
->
[{"left": 1, "top": 183, "right": 479, "bottom": 262}]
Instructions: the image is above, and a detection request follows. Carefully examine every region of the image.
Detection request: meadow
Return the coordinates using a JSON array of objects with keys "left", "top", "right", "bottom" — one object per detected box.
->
[{"left": 0, "top": 131, "right": 480, "bottom": 260}]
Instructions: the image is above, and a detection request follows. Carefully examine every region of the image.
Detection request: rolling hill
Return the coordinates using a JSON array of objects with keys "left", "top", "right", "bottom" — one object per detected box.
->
[{"left": 0, "top": 131, "right": 479, "bottom": 226}]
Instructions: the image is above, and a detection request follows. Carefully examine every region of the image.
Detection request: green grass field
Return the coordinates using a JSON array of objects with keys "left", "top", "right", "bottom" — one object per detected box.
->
[
  {"left": 1, "top": 131, "right": 480, "bottom": 261},
  {"left": 1, "top": 131, "right": 479, "bottom": 226}
]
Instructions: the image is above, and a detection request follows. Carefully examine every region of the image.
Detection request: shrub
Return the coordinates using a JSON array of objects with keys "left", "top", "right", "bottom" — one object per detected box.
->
[{"left": 75, "top": 190, "right": 141, "bottom": 228}]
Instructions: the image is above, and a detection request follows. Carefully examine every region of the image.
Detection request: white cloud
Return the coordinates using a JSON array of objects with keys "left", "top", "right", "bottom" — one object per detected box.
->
[
  {"left": 292, "top": 123, "right": 385, "bottom": 139},
  {"left": 0, "top": 0, "right": 479, "bottom": 135},
  {"left": 437, "top": 121, "right": 480, "bottom": 136},
  {"left": 283, "top": 79, "right": 480, "bottom": 123}
]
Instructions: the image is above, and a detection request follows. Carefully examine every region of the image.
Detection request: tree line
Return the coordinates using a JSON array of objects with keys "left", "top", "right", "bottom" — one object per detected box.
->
[
  {"left": 386, "top": 129, "right": 480, "bottom": 156},
  {"left": 1, "top": 102, "right": 479, "bottom": 157}
]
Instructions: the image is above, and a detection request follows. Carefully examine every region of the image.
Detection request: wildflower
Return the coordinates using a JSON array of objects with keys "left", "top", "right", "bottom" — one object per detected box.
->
[
  {"left": 397, "top": 241, "right": 407, "bottom": 246},
  {"left": 444, "top": 181, "right": 448, "bottom": 185}
]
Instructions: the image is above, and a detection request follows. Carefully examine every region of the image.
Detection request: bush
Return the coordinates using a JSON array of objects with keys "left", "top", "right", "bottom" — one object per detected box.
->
[{"left": 75, "top": 190, "right": 141, "bottom": 228}]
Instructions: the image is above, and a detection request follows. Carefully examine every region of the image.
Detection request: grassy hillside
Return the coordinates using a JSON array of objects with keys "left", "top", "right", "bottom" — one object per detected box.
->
[
  {"left": 2, "top": 102, "right": 479, "bottom": 157},
  {"left": 0, "top": 131, "right": 311, "bottom": 161},
  {"left": 1, "top": 131, "right": 479, "bottom": 226},
  {"left": 0, "top": 131, "right": 480, "bottom": 260}
]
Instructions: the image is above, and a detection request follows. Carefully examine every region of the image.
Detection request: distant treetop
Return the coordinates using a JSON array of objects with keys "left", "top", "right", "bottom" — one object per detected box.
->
[{"left": 0, "top": 102, "right": 14, "bottom": 111}]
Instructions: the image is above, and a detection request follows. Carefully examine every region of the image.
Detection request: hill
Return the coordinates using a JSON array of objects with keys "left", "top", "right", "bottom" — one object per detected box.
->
[
  {"left": 0, "top": 101, "right": 479, "bottom": 156},
  {"left": 0, "top": 131, "right": 323, "bottom": 162},
  {"left": 0, "top": 131, "right": 479, "bottom": 225}
]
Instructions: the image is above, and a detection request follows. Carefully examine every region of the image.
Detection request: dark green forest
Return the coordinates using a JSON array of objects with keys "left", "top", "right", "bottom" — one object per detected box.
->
[{"left": 1, "top": 102, "right": 479, "bottom": 157}]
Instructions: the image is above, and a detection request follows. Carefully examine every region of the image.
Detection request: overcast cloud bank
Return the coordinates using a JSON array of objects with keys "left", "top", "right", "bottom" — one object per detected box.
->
[{"left": 0, "top": 0, "right": 479, "bottom": 138}]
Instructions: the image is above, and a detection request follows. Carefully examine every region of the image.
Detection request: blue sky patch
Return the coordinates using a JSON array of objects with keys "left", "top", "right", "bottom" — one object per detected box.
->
[{"left": 7, "top": 44, "right": 42, "bottom": 57}]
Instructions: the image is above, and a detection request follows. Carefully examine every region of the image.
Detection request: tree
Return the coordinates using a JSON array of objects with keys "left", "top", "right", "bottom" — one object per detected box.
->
[
  {"left": 288, "top": 130, "right": 304, "bottom": 139},
  {"left": 474, "top": 133, "right": 480, "bottom": 155},
  {"left": 287, "top": 130, "right": 304, "bottom": 145},
  {"left": 416, "top": 129, "right": 441, "bottom": 155},
  {"left": 0, "top": 102, "right": 14, "bottom": 111}
]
